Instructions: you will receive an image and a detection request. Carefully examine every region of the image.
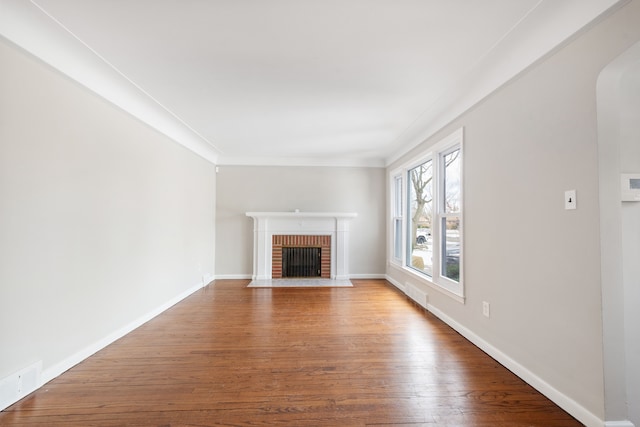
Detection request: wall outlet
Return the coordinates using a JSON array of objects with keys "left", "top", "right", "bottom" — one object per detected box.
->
[{"left": 482, "top": 301, "right": 490, "bottom": 318}]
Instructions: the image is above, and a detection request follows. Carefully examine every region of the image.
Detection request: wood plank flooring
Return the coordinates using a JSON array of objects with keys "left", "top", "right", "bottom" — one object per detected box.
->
[{"left": 0, "top": 279, "right": 583, "bottom": 426}]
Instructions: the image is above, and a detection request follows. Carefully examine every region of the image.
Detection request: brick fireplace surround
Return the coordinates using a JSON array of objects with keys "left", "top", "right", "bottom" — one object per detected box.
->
[
  {"left": 245, "top": 211, "right": 357, "bottom": 281},
  {"left": 271, "top": 235, "right": 331, "bottom": 279}
]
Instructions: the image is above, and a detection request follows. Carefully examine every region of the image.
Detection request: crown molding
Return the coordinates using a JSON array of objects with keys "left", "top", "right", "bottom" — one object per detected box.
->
[
  {"left": 384, "top": 0, "right": 626, "bottom": 167},
  {"left": 217, "top": 155, "right": 385, "bottom": 168},
  {"left": 0, "top": 0, "right": 220, "bottom": 164}
]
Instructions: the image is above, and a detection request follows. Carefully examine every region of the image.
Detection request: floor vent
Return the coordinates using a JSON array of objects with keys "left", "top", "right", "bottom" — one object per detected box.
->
[
  {"left": 0, "top": 361, "right": 42, "bottom": 411},
  {"left": 405, "top": 282, "right": 428, "bottom": 308}
]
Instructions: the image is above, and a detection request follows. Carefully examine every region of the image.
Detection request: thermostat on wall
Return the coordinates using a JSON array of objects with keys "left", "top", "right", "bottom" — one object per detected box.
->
[{"left": 621, "top": 174, "right": 640, "bottom": 202}]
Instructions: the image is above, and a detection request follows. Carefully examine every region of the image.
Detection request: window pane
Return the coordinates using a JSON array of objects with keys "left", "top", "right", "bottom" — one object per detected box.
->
[
  {"left": 443, "top": 149, "right": 461, "bottom": 214},
  {"left": 394, "top": 176, "right": 402, "bottom": 216},
  {"left": 441, "top": 217, "right": 460, "bottom": 282},
  {"left": 393, "top": 218, "right": 402, "bottom": 259},
  {"left": 408, "top": 160, "right": 433, "bottom": 276},
  {"left": 393, "top": 176, "right": 403, "bottom": 260}
]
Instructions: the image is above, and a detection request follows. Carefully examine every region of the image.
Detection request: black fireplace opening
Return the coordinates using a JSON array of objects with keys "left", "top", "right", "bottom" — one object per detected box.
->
[{"left": 282, "top": 247, "right": 321, "bottom": 278}]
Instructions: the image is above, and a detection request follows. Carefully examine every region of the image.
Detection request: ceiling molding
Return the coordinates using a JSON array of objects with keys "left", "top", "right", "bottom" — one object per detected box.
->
[
  {"left": 0, "top": 0, "right": 221, "bottom": 164},
  {"left": 384, "top": 0, "right": 627, "bottom": 167},
  {"left": 1, "top": 0, "right": 627, "bottom": 168},
  {"left": 217, "top": 155, "right": 385, "bottom": 168}
]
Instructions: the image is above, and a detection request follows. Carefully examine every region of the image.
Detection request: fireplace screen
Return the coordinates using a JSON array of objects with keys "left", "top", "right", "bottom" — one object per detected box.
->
[{"left": 282, "top": 247, "right": 321, "bottom": 278}]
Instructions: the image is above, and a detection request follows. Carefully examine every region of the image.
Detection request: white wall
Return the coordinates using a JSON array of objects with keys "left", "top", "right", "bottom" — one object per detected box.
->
[
  {"left": 620, "top": 60, "right": 640, "bottom": 427},
  {"left": 386, "top": 1, "right": 640, "bottom": 425},
  {"left": 598, "top": 37, "right": 640, "bottom": 427},
  {"left": 215, "top": 165, "right": 385, "bottom": 278},
  {"left": 0, "top": 38, "right": 216, "bottom": 392}
]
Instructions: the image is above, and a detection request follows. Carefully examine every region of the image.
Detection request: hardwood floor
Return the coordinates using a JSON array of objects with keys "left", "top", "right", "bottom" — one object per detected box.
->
[{"left": 0, "top": 279, "right": 582, "bottom": 426}]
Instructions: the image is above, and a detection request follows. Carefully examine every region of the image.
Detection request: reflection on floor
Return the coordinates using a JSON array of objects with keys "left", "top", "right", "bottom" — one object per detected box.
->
[{"left": 247, "top": 278, "right": 353, "bottom": 288}]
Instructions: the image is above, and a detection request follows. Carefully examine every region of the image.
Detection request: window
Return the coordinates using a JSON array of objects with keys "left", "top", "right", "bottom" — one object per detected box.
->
[
  {"left": 389, "top": 128, "right": 463, "bottom": 298},
  {"left": 408, "top": 159, "right": 433, "bottom": 276},
  {"left": 440, "top": 147, "right": 461, "bottom": 283},
  {"left": 392, "top": 175, "right": 403, "bottom": 261}
]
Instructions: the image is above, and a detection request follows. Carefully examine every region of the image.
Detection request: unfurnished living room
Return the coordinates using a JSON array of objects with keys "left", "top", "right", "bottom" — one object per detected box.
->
[{"left": 1, "top": 1, "right": 639, "bottom": 426}]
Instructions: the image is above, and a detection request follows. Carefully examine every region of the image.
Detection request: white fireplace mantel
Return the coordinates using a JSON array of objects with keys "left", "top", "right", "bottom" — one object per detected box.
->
[{"left": 245, "top": 211, "right": 357, "bottom": 280}]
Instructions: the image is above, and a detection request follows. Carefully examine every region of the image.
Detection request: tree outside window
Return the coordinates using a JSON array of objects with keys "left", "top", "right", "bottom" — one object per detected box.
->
[
  {"left": 408, "top": 159, "right": 433, "bottom": 275},
  {"left": 407, "top": 149, "right": 460, "bottom": 281}
]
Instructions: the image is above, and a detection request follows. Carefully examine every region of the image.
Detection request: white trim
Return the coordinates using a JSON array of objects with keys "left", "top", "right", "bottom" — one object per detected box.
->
[
  {"left": 388, "top": 128, "right": 464, "bottom": 299},
  {"left": 1, "top": 280, "right": 205, "bottom": 411},
  {"left": 245, "top": 212, "right": 357, "bottom": 280},
  {"left": 0, "top": 1, "right": 220, "bottom": 165},
  {"left": 214, "top": 274, "right": 253, "bottom": 280},
  {"left": 6, "top": 273, "right": 610, "bottom": 426},
  {"left": 383, "top": 0, "right": 625, "bottom": 167},
  {"left": 437, "top": 144, "right": 464, "bottom": 286},
  {"left": 384, "top": 273, "right": 607, "bottom": 427},
  {"left": 214, "top": 274, "right": 388, "bottom": 281},
  {"left": 597, "top": 38, "right": 640, "bottom": 427},
  {"left": 390, "top": 173, "right": 405, "bottom": 264},
  {"left": 41, "top": 280, "right": 205, "bottom": 386},
  {"left": 348, "top": 274, "right": 387, "bottom": 279},
  {"left": 384, "top": 274, "right": 404, "bottom": 291},
  {"left": 218, "top": 155, "right": 385, "bottom": 168},
  {"left": 214, "top": 273, "right": 388, "bottom": 280},
  {"left": 0, "top": 1, "right": 623, "bottom": 169},
  {"left": 426, "top": 303, "right": 606, "bottom": 427},
  {"left": 245, "top": 212, "right": 358, "bottom": 219},
  {"left": 390, "top": 265, "right": 465, "bottom": 304},
  {"left": 0, "top": 361, "right": 42, "bottom": 411}
]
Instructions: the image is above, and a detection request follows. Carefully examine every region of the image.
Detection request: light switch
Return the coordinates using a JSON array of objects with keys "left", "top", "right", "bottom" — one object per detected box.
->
[{"left": 565, "top": 190, "right": 577, "bottom": 210}]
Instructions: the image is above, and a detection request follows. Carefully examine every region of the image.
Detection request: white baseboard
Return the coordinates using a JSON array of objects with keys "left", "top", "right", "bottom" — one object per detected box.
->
[
  {"left": 5, "top": 272, "right": 622, "bottom": 427},
  {"left": 0, "top": 361, "right": 42, "bottom": 411},
  {"left": 349, "top": 274, "right": 387, "bottom": 279},
  {"left": 426, "top": 303, "right": 605, "bottom": 427},
  {"left": 1, "top": 281, "right": 203, "bottom": 411},
  {"left": 214, "top": 274, "right": 252, "bottom": 280},
  {"left": 40, "top": 280, "right": 203, "bottom": 387},
  {"left": 213, "top": 274, "right": 387, "bottom": 280},
  {"left": 384, "top": 274, "right": 606, "bottom": 427},
  {"left": 202, "top": 273, "right": 215, "bottom": 286},
  {"left": 385, "top": 274, "right": 406, "bottom": 292}
]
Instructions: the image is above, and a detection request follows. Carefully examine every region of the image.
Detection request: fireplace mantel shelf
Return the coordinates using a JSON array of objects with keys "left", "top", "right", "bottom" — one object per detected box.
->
[
  {"left": 246, "top": 212, "right": 357, "bottom": 219},
  {"left": 246, "top": 211, "right": 357, "bottom": 280}
]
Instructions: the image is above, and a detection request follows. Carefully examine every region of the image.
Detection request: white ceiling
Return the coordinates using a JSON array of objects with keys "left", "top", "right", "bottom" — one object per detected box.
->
[{"left": 0, "top": 0, "right": 623, "bottom": 166}]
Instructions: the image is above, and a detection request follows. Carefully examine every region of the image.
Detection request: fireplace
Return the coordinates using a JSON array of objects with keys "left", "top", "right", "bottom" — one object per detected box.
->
[
  {"left": 283, "top": 247, "right": 320, "bottom": 277},
  {"left": 272, "top": 235, "right": 331, "bottom": 278},
  {"left": 245, "top": 211, "right": 357, "bottom": 280}
]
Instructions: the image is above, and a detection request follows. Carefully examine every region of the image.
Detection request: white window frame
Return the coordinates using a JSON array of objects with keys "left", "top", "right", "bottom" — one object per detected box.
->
[
  {"left": 436, "top": 144, "right": 463, "bottom": 289},
  {"left": 391, "top": 174, "right": 404, "bottom": 264},
  {"left": 389, "top": 128, "right": 464, "bottom": 300}
]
